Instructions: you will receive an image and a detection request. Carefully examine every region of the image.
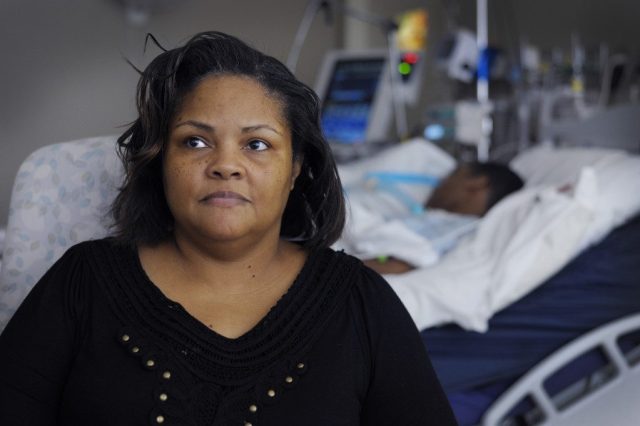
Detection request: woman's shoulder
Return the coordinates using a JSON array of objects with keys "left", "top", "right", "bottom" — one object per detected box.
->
[
  {"left": 306, "top": 247, "right": 369, "bottom": 294},
  {"left": 65, "top": 237, "right": 130, "bottom": 260},
  {"left": 312, "top": 246, "right": 362, "bottom": 271},
  {"left": 68, "top": 236, "right": 124, "bottom": 252},
  {"left": 2, "top": 238, "right": 121, "bottom": 331},
  {"left": 47, "top": 237, "right": 134, "bottom": 284},
  {"left": 33, "top": 238, "right": 118, "bottom": 283},
  {"left": 325, "top": 248, "right": 396, "bottom": 291},
  {"left": 314, "top": 248, "right": 406, "bottom": 313},
  {"left": 327, "top": 248, "right": 417, "bottom": 327}
]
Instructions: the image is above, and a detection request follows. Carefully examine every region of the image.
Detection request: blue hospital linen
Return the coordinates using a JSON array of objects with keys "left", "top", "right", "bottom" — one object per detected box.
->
[{"left": 400, "top": 210, "right": 478, "bottom": 257}]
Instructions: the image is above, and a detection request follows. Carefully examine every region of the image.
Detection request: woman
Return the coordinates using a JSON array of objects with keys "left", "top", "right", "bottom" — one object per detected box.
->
[{"left": 0, "top": 32, "right": 456, "bottom": 425}]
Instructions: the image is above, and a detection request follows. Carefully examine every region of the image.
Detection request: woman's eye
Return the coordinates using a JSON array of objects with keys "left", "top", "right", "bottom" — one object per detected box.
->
[
  {"left": 185, "top": 137, "right": 208, "bottom": 149},
  {"left": 246, "top": 139, "right": 269, "bottom": 151}
]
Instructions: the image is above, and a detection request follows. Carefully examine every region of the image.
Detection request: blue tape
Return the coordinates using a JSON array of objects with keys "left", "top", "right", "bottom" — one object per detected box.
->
[
  {"left": 364, "top": 171, "right": 440, "bottom": 186},
  {"left": 364, "top": 171, "right": 439, "bottom": 215}
]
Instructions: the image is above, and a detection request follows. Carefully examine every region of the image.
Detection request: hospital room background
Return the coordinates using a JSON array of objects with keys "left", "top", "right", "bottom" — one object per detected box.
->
[{"left": 1, "top": 0, "right": 640, "bottom": 425}]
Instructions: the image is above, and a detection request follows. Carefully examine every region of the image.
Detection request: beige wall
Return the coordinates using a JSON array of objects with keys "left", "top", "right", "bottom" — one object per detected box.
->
[
  {"left": 0, "top": 0, "right": 339, "bottom": 226},
  {"left": 455, "top": 0, "right": 640, "bottom": 53},
  {"left": 1, "top": 0, "right": 639, "bottom": 226}
]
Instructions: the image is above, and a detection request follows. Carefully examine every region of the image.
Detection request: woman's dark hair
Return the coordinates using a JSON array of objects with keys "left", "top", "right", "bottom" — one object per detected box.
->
[
  {"left": 468, "top": 161, "right": 524, "bottom": 210},
  {"left": 111, "top": 31, "right": 345, "bottom": 250}
]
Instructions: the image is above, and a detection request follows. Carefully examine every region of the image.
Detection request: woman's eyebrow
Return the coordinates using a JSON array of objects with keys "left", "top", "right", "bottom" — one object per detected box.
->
[
  {"left": 173, "top": 121, "right": 281, "bottom": 136},
  {"left": 241, "top": 124, "right": 282, "bottom": 136},
  {"left": 174, "top": 120, "right": 213, "bottom": 131}
]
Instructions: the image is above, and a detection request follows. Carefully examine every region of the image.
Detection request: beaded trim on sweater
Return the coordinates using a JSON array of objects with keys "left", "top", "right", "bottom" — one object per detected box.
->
[{"left": 82, "top": 239, "right": 360, "bottom": 425}]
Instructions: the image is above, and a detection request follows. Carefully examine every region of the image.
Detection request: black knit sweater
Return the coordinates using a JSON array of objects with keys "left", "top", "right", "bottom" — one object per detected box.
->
[{"left": 0, "top": 239, "right": 456, "bottom": 425}]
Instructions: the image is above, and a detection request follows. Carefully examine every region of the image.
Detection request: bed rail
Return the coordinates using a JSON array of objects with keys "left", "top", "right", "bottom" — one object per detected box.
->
[{"left": 482, "top": 312, "right": 640, "bottom": 426}]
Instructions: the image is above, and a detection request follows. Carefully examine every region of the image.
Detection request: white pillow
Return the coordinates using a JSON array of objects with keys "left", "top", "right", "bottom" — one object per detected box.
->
[
  {"left": 510, "top": 145, "right": 631, "bottom": 186},
  {"left": 337, "top": 138, "right": 456, "bottom": 205},
  {"left": 511, "top": 144, "right": 640, "bottom": 231}
]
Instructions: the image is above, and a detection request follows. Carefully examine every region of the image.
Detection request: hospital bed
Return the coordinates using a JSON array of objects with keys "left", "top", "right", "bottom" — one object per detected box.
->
[
  {"left": 427, "top": 211, "right": 640, "bottom": 425},
  {"left": 338, "top": 138, "right": 640, "bottom": 425},
  {"left": 1, "top": 136, "right": 640, "bottom": 426},
  {"left": 482, "top": 310, "right": 640, "bottom": 425}
]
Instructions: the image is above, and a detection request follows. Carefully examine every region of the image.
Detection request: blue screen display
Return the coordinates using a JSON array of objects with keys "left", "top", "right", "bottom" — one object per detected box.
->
[{"left": 320, "top": 58, "right": 385, "bottom": 144}]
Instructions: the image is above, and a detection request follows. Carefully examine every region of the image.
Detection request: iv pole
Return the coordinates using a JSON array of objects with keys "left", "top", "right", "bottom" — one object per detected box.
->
[
  {"left": 476, "top": 0, "right": 492, "bottom": 161},
  {"left": 286, "top": 0, "right": 409, "bottom": 140}
]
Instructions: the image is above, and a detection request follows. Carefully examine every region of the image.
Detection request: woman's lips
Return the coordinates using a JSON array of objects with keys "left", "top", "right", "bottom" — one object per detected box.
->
[{"left": 200, "top": 191, "right": 249, "bottom": 207}]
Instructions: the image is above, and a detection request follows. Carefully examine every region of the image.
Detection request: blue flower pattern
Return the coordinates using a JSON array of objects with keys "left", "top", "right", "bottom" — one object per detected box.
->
[{"left": 0, "top": 136, "right": 123, "bottom": 330}]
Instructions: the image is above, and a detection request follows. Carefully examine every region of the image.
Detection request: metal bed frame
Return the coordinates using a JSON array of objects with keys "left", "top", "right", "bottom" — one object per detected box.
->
[{"left": 482, "top": 313, "right": 640, "bottom": 426}]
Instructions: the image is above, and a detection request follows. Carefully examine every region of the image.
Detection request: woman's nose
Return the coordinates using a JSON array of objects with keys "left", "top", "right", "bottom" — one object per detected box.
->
[{"left": 206, "top": 147, "right": 243, "bottom": 179}]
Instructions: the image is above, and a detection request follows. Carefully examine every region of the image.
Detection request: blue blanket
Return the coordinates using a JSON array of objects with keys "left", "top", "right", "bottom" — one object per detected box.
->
[{"left": 421, "top": 214, "right": 640, "bottom": 424}]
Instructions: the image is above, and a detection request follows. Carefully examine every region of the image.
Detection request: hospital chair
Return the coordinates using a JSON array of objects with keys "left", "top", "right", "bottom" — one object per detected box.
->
[{"left": 0, "top": 136, "right": 122, "bottom": 330}]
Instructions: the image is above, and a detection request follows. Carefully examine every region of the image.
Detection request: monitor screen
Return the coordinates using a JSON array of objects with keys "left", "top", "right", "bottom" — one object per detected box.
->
[{"left": 320, "top": 58, "right": 386, "bottom": 144}]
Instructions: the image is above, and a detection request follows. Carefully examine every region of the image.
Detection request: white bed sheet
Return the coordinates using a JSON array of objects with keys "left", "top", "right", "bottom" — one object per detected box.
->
[
  {"left": 337, "top": 140, "right": 640, "bottom": 332},
  {"left": 386, "top": 169, "right": 598, "bottom": 332}
]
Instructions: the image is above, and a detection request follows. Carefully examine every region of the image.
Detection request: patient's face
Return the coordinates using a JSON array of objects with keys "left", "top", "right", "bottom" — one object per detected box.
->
[{"left": 426, "top": 165, "right": 489, "bottom": 216}]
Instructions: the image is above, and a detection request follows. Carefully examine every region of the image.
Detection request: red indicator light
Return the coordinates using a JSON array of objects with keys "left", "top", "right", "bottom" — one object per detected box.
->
[{"left": 402, "top": 52, "right": 420, "bottom": 64}]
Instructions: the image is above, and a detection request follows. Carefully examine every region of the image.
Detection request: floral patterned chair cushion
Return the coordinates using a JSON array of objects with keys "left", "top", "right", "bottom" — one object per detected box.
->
[{"left": 0, "top": 136, "right": 123, "bottom": 330}]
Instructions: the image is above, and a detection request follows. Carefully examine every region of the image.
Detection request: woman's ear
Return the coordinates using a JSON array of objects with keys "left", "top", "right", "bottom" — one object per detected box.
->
[{"left": 290, "top": 158, "right": 303, "bottom": 190}]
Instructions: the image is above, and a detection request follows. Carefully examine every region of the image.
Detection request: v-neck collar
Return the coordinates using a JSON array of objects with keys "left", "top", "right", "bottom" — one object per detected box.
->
[{"left": 90, "top": 239, "right": 359, "bottom": 384}]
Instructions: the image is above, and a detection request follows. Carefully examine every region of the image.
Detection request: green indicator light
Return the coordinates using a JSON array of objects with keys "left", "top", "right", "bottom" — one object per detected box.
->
[{"left": 398, "top": 62, "right": 412, "bottom": 75}]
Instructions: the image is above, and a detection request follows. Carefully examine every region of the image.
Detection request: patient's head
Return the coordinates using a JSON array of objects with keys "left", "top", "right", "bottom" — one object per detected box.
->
[{"left": 426, "top": 162, "right": 524, "bottom": 216}]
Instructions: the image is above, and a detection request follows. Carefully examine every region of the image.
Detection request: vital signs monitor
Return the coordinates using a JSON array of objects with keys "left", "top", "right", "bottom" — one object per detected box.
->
[{"left": 314, "top": 49, "right": 393, "bottom": 148}]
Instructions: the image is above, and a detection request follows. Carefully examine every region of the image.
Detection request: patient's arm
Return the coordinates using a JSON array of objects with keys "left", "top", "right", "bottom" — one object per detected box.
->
[{"left": 363, "top": 257, "right": 415, "bottom": 275}]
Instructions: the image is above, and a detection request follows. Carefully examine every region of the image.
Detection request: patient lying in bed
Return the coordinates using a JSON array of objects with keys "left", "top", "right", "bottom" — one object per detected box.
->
[
  {"left": 336, "top": 139, "right": 640, "bottom": 332},
  {"left": 356, "top": 162, "right": 524, "bottom": 274}
]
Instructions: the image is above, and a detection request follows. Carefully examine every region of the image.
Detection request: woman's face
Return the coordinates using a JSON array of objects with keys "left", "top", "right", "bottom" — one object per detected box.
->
[{"left": 163, "top": 74, "right": 301, "bottom": 246}]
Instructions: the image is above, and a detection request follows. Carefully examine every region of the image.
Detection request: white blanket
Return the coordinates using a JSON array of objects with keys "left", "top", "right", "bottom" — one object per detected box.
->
[
  {"left": 337, "top": 140, "right": 640, "bottom": 332},
  {"left": 338, "top": 195, "right": 478, "bottom": 269},
  {"left": 386, "top": 168, "right": 599, "bottom": 332}
]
